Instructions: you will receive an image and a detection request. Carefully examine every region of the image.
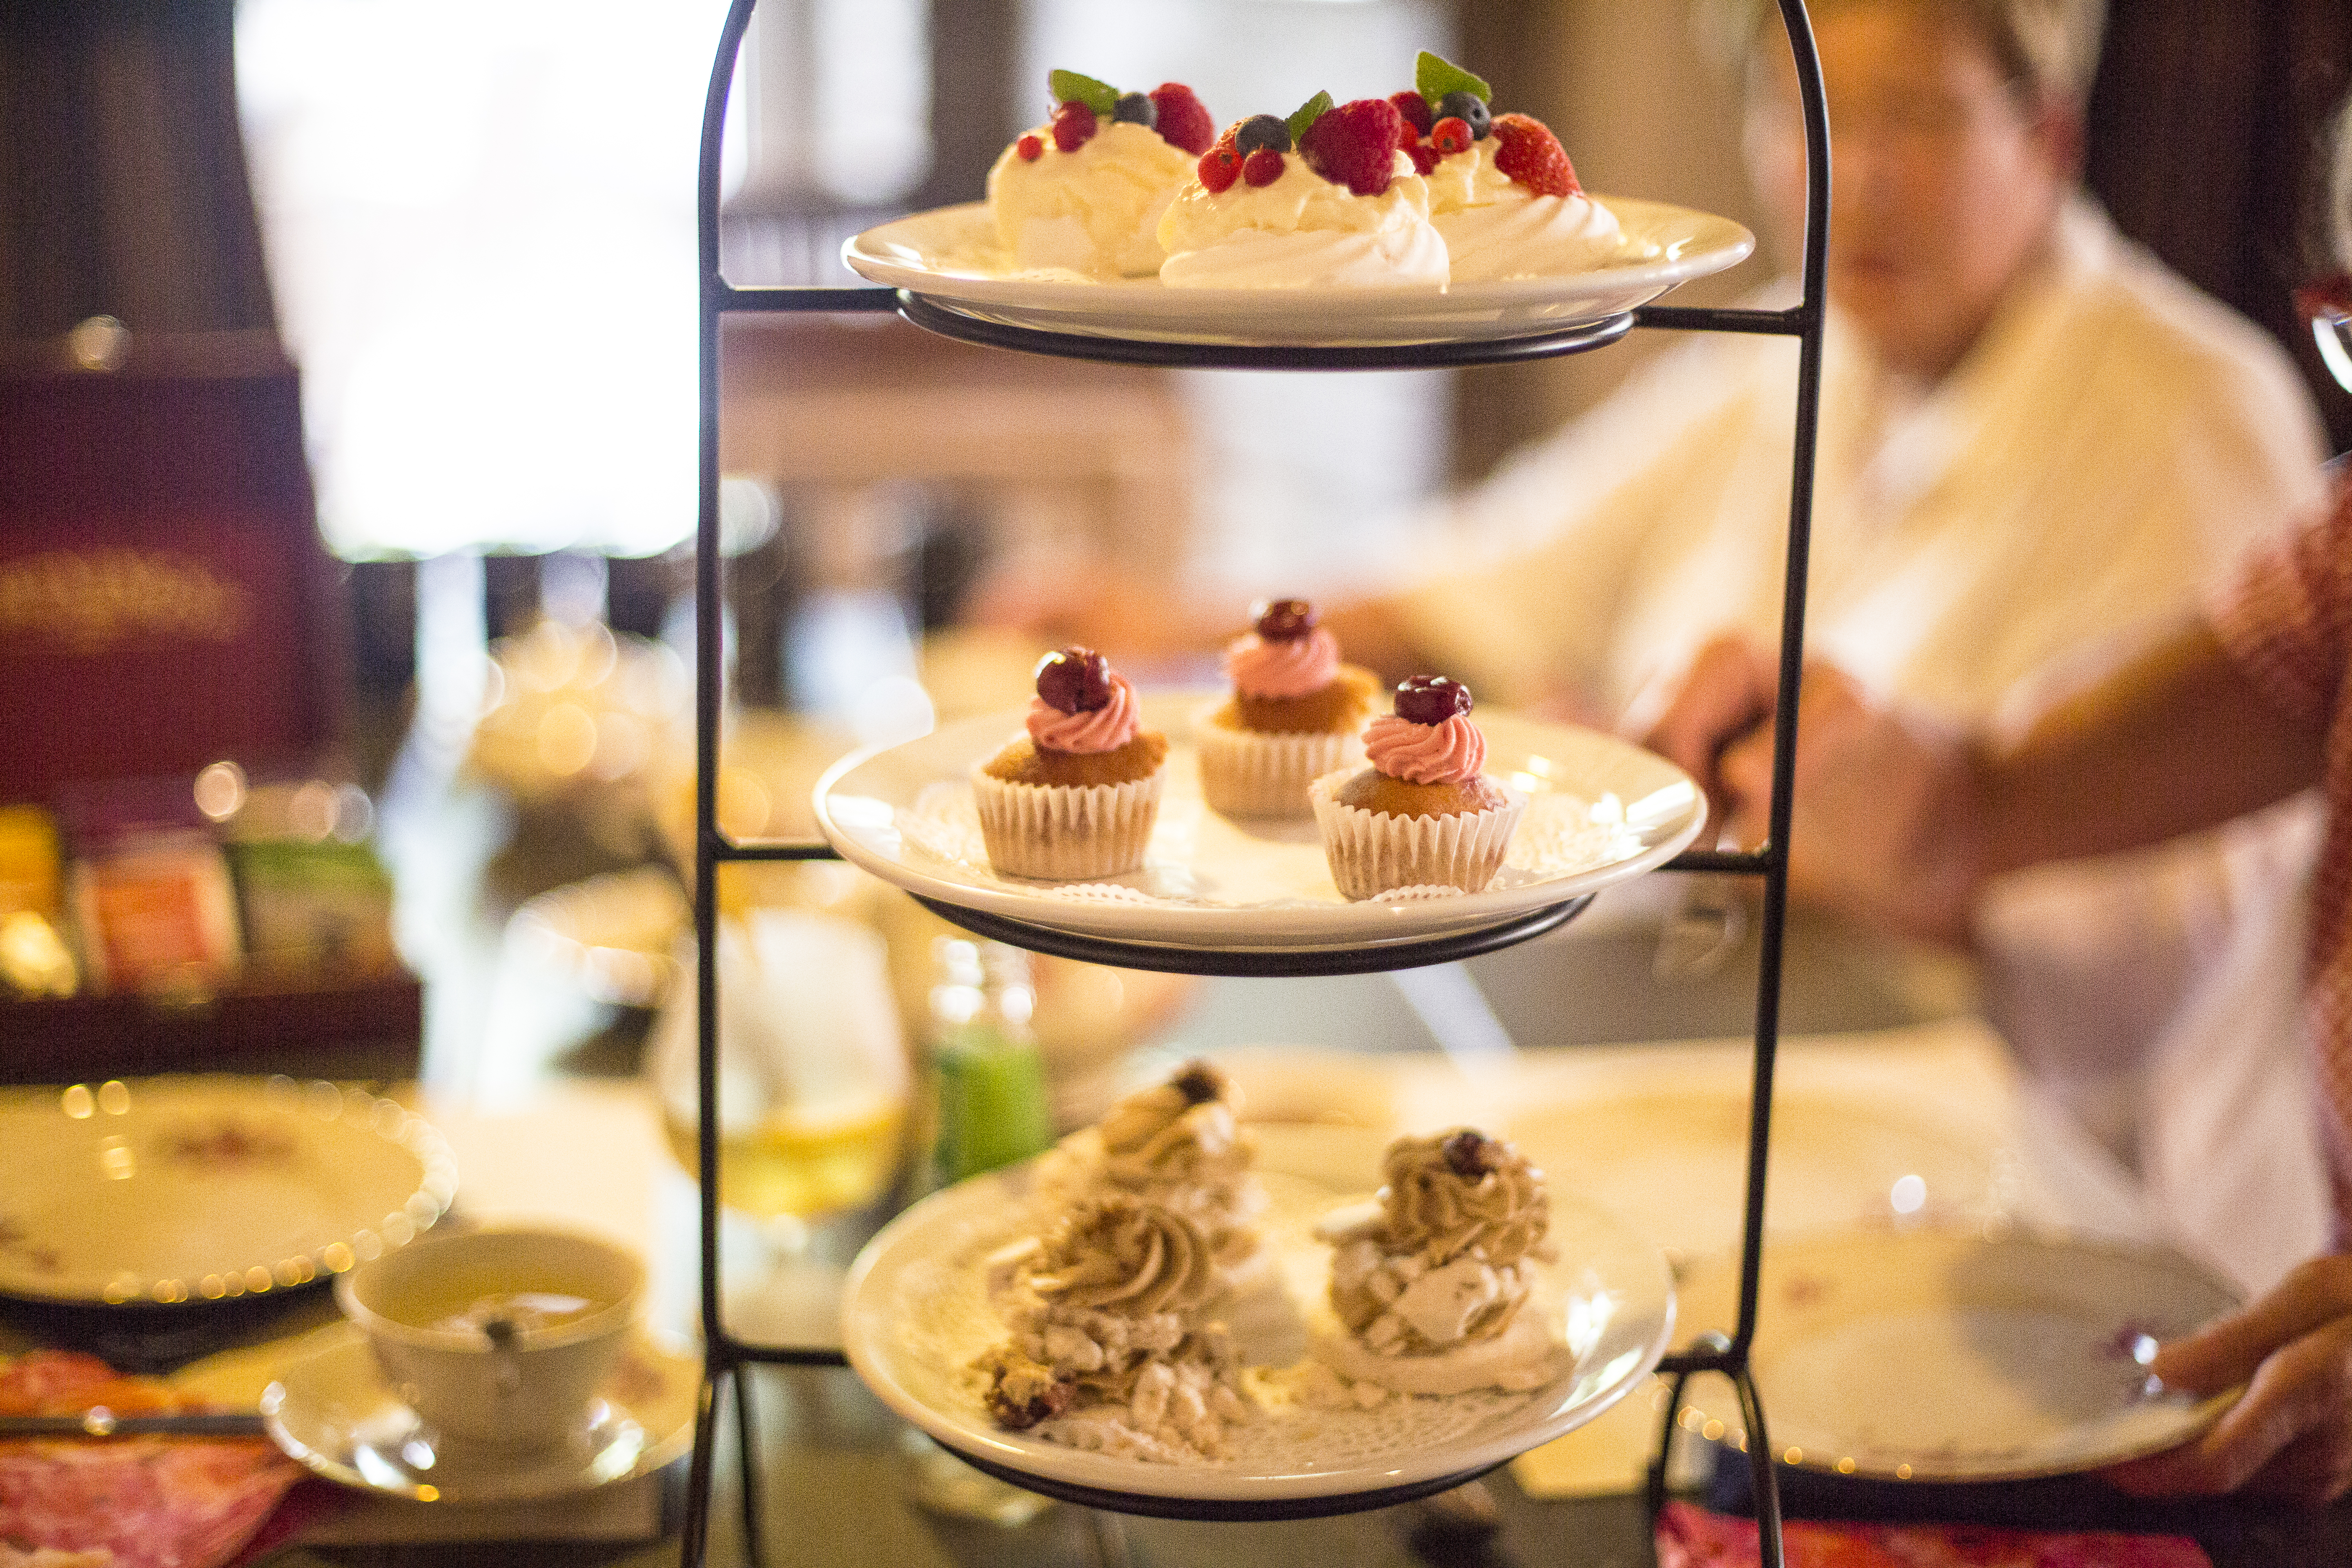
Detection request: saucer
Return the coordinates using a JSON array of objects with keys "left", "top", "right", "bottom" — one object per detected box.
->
[{"left": 261, "top": 1323, "right": 699, "bottom": 1503}]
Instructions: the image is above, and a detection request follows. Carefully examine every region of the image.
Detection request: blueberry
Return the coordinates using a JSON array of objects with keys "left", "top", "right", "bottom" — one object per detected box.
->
[
  {"left": 1036, "top": 646, "right": 1114, "bottom": 713},
  {"left": 1113, "top": 91, "right": 1156, "bottom": 129},
  {"left": 1394, "top": 675, "right": 1472, "bottom": 725},
  {"left": 1437, "top": 90, "right": 1491, "bottom": 140},
  {"left": 1234, "top": 113, "right": 1292, "bottom": 158},
  {"left": 1252, "top": 597, "right": 1316, "bottom": 641}
]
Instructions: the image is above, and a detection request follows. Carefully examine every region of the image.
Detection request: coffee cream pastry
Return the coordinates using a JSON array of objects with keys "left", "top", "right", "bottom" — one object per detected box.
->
[
  {"left": 1312, "top": 1129, "right": 1564, "bottom": 1395},
  {"left": 976, "top": 1195, "right": 1250, "bottom": 1461},
  {"left": 1033, "top": 1061, "right": 1271, "bottom": 1292}
]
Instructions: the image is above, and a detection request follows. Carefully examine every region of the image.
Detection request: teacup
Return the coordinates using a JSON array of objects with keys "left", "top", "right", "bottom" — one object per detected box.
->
[{"left": 336, "top": 1225, "right": 645, "bottom": 1450}]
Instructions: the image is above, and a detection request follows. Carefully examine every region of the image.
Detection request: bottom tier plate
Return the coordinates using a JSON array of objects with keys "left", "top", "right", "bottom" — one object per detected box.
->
[{"left": 838, "top": 1132, "right": 1674, "bottom": 1516}]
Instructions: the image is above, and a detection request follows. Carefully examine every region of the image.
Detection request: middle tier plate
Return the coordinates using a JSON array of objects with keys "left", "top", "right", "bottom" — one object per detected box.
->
[{"left": 810, "top": 690, "right": 1706, "bottom": 956}]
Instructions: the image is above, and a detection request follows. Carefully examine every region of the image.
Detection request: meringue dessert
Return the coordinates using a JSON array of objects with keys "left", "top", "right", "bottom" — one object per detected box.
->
[
  {"left": 1312, "top": 1129, "right": 1564, "bottom": 1396},
  {"left": 975, "top": 1194, "right": 1251, "bottom": 1461},
  {"left": 1158, "top": 93, "right": 1446, "bottom": 289},
  {"left": 986, "top": 72, "right": 1215, "bottom": 278},
  {"left": 1032, "top": 1060, "right": 1271, "bottom": 1291},
  {"left": 1393, "top": 51, "right": 1631, "bottom": 283}
]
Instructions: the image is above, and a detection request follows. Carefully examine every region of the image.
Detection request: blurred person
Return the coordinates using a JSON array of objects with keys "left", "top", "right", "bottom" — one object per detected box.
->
[
  {"left": 1643, "top": 94, "right": 2352, "bottom": 1502},
  {"left": 983, "top": 0, "right": 2334, "bottom": 1292}
]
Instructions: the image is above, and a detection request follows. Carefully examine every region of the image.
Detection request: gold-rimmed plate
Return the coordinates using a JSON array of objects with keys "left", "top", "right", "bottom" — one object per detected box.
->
[
  {"left": 1674, "top": 1226, "right": 2242, "bottom": 1481},
  {"left": 0, "top": 1076, "right": 456, "bottom": 1306}
]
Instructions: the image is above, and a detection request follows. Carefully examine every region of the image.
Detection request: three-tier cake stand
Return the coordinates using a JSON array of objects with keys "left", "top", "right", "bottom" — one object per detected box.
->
[{"left": 680, "top": 6, "right": 1831, "bottom": 1564}]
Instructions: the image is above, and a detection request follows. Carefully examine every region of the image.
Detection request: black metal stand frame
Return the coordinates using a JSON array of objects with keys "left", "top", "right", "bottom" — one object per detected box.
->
[{"left": 684, "top": 4, "right": 1829, "bottom": 1561}]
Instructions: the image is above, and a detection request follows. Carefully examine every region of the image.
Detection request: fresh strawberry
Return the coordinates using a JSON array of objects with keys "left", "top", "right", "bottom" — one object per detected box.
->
[
  {"left": 1241, "top": 147, "right": 1285, "bottom": 186},
  {"left": 1197, "top": 134, "right": 1243, "bottom": 194},
  {"left": 1489, "top": 112, "right": 1580, "bottom": 196},
  {"left": 1149, "top": 82, "right": 1216, "bottom": 155},
  {"left": 1298, "top": 97, "right": 1405, "bottom": 196},
  {"left": 1050, "top": 100, "right": 1098, "bottom": 153},
  {"left": 1016, "top": 134, "right": 1043, "bottom": 162},
  {"left": 1430, "top": 116, "right": 1473, "bottom": 157},
  {"left": 1407, "top": 140, "right": 1441, "bottom": 176},
  {"left": 1388, "top": 90, "right": 1434, "bottom": 138}
]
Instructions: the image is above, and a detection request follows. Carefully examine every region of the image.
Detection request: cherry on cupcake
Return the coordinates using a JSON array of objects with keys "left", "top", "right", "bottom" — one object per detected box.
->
[
  {"left": 1036, "top": 646, "right": 1114, "bottom": 713},
  {"left": 1252, "top": 597, "right": 1318, "bottom": 641},
  {"left": 1394, "top": 675, "right": 1472, "bottom": 724}
]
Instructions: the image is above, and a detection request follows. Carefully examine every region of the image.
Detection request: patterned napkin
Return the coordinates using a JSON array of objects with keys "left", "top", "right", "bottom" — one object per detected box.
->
[{"left": 1655, "top": 1501, "right": 2213, "bottom": 1567}]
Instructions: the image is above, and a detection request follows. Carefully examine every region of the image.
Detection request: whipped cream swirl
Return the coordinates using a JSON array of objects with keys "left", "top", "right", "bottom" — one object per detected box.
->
[
  {"left": 1028, "top": 670, "right": 1142, "bottom": 754},
  {"left": 1377, "top": 1131, "right": 1548, "bottom": 1269},
  {"left": 1365, "top": 713, "right": 1485, "bottom": 784},
  {"left": 1223, "top": 626, "right": 1339, "bottom": 698},
  {"left": 1028, "top": 1196, "right": 1221, "bottom": 1316}
]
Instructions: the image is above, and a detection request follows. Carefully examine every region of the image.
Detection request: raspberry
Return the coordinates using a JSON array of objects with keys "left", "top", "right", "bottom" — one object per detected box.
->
[
  {"left": 1241, "top": 147, "right": 1285, "bottom": 186},
  {"left": 1388, "top": 90, "right": 1434, "bottom": 138},
  {"left": 1298, "top": 97, "right": 1405, "bottom": 197},
  {"left": 1196, "top": 141, "right": 1242, "bottom": 193},
  {"left": 1016, "top": 134, "right": 1043, "bottom": 162},
  {"left": 1430, "top": 116, "right": 1473, "bottom": 157},
  {"left": 1406, "top": 141, "right": 1441, "bottom": 176},
  {"left": 1490, "top": 112, "right": 1581, "bottom": 196},
  {"left": 1050, "top": 100, "right": 1098, "bottom": 153},
  {"left": 1149, "top": 82, "right": 1216, "bottom": 155}
]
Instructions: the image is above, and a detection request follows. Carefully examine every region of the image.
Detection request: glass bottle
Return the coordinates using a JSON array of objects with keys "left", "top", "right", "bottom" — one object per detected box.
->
[{"left": 924, "top": 938, "right": 1054, "bottom": 1192}]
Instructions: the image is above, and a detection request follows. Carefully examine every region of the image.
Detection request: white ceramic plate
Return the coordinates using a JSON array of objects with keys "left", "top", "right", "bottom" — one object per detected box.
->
[
  {"left": 838, "top": 1129, "right": 1674, "bottom": 1506},
  {"left": 842, "top": 200, "right": 1755, "bottom": 348},
  {"left": 261, "top": 1323, "right": 697, "bottom": 1503},
  {"left": 1675, "top": 1227, "right": 2241, "bottom": 1481},
  {"left": 1503, "top": 1088, "right": 1998, "bottom": 1263},
  {"left": 811, "top": 690, "right": 1706, "bottom": 954},
  {"left": 0, "top": 1077, "right": 457, "bottom": 1306}
]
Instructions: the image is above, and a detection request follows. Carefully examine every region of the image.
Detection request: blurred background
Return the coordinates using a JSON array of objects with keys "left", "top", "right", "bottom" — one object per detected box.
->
[{"left": 0, "top": 0, "right": 2347, "bottom": 1118}]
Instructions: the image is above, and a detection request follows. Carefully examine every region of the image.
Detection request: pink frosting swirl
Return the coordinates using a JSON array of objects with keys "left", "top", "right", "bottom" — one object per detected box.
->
[
  {"left": 1223, "top": 627, "right": 1340, "bottom": 698},
  {"left": 1365, "top": 713, "right": 1485, "bottom": 785},
  {"left": 1027, "top": 670, "right": 1142, "bottom": 754}
]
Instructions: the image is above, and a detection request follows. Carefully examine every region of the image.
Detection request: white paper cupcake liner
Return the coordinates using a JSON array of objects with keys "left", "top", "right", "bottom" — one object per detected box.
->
[
  {"left": 1194, "top": 706, "right": 1365, "bottom": 818},
  {"left": 1308, "top": 773, "right": 1526, "bottom": 901},
  {"left": 970, "top": 765, "right": 1164, "bottom": 881}
]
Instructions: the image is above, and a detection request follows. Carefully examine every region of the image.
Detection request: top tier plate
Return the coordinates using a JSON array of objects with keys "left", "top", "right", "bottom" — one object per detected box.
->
[
  {"left": 842, "top": 198, "right": 1754, "bottom": 350},
  {"left": 810, "top": 690, "right": 1706, "bottom": 960}
]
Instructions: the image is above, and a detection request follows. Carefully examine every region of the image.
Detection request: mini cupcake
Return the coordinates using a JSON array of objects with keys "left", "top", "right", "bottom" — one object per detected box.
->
[
  {"left": 974, "top": 646, "right": 1169, "bottom": 881},
  {"left": 1196, "top": 598, "right": 1381, "bottom": 817},
  {"left": 1310, "top": 675, "right": 1523, "bottom": 900}
]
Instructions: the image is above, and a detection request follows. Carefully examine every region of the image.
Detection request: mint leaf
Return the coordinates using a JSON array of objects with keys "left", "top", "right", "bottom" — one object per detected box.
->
[
  {"left": 1286, "top": 90, "right": 1334, "bottom": 144},
  {"left": 1047, "top": 69, "right": 1118, "bottom": 116},
  {"left": 1414, "top": 50, "right": 1491, "bottom": 108}
]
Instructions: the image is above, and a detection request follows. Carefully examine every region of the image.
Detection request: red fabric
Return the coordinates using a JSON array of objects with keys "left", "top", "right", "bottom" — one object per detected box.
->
[
  {"left": 2210, "top": 474, "right": 2352, "bottom": 1237},
  {"left": 1655, "top": 1500, "right": 2212, "bottom": 1567}
]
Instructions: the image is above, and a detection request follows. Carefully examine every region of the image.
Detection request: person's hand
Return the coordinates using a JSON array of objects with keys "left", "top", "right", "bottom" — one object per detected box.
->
[
  {"left": 1638, "top": 635, "right": 1780, "bottom": 814},
  {"left": 1639, "top": 635, "right": 1982, "bottom": 943},
  {"left": 2103, "top": 1256, "right": 2352, "bottom": 1505}
]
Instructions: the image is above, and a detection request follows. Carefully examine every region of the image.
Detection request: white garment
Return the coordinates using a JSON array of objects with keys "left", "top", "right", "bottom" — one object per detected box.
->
[{"left": 1400, "top": 199, "right": 2333, "bottom": 1293}]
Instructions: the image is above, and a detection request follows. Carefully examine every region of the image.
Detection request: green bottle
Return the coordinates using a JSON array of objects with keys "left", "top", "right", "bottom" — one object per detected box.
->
[{"left": 927, "top": 939, "right": 1054, "bottom": 1188}]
